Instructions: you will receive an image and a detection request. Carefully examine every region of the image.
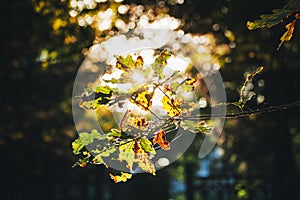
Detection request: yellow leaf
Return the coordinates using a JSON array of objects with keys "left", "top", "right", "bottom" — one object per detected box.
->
[
  {"left": 277, "top": 21, "right": 295, "bottom": 50},
  {"left": 109, "top": 172, "right": 133, "bottom": 183},
  {"left": 130, "top": 86, "right": 153, "bottom": 111},
  {"left": 118, "top": 141, "right": 135, "bottom": 170},
  {"left": 161, "top": 95, "right": 181, "bottom": 117},
  {"left": 135, "top": 141, "right": 156, "bottom": 175}
]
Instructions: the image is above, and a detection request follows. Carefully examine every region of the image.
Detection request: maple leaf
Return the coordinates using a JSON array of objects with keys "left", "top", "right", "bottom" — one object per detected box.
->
[
  {"left": 109, "top": 172, "right": 133, "bottom": 183},
  {"left": 153, "top": 130, "right": 170, "bottom": 150},
  {"left": 72, "top": 129, "right": 105, "bottom": 155}
]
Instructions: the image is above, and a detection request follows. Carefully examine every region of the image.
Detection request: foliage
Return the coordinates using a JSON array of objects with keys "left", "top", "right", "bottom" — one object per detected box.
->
[
  {"left": 72, "top": 50, "right": 213, "bottom": 183},
  {"left": 246, "top": 0, "right": 300, "bottom": 49}
]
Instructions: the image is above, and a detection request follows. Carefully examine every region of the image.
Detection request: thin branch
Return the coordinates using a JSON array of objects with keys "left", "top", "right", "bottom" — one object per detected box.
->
[{"left": 181, "top": 100, "right": 300, "bottom": 120}]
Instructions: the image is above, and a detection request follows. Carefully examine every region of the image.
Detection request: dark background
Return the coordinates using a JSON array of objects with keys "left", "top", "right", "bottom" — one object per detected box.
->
[{"left": 1, "top": 0, "right": 299, "bottom": 199}]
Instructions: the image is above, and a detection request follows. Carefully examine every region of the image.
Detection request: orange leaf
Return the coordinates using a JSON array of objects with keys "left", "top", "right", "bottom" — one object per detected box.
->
[
  {"left": 277, "top": 16, "right": 298, "bottom": 50},
  {"left": 109, "top": 172, "right": 133, "bottom": 183},
  {"left": 153, "top": 130, "right": 170, "bottom": 150}
]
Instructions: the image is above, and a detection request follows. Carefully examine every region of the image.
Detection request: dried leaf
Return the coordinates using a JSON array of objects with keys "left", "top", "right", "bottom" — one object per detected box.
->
[{"left": 153, "top": 130, "right": 170, "bottom": 150}]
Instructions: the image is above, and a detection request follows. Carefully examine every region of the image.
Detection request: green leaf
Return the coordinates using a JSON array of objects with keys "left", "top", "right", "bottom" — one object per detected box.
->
[
  {"left": 72, "top": 151, "right": 91, "bottom": 168},
  {"left": 80, "top": 86, "right": 112, "bottom": 110},
  {"left": 181, "top": 84, "right": 194, "bottom": 92},
  {"left": 72, "top": 138, "right": 85, "bottom": 155},
  {"left": 246, "top": 9, "right": 292, "bottom": 30},
  {"left": 170, "top": 81, "right": 180, "bottom": 92},
  {"left": 140, "top": 137, "right": 156, "bottom": 154},
  {"left": 118, "top": 141, "right": 135, "bottom": 170},
  {"left": 92, "top": 146, "right": 117, "bottom": 166},
  {"left": 103, "top": 78, "right": 119, "bottom": 84},
  {"left": 152, "top": 50, "right": 172, "bottom": 79},
  {"left": 246, "top": 1, "right": 300, "bottom": 30},
  {"left": 115, "top": 54, "right": 135, "bottom": 71},
  {"left": 79, "top": 129, "right": 104, "bottom": 145},
  {"left": 181, "top": 120, "right": 212, "bottom": 133}
]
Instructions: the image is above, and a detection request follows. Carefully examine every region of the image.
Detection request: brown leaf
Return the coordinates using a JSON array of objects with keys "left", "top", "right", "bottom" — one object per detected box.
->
[{"left": 153, "top": 130, "right": 170, "bottom": 150}]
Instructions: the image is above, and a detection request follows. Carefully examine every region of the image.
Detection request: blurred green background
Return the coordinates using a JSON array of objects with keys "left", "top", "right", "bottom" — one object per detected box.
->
[{"left": 1, "top": 0, "right": 300, "bottom": 199}]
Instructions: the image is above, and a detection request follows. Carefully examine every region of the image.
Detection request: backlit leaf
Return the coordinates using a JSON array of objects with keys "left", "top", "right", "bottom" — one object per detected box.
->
[
  {"left": 140, "top": 137, "right": 156, "bottom": 154},
  {"left": 130, "top": 86, "right": 153, "bottom": 111},
  {"left": 152, "top": 50, "right": 172, "bottom": 79},
  {"left": 246, "top": 9, "right": 292, "bottom": 30},
  {"left": 92, "top": 146, "right": 117, "bottom": 166},
  {"left": 277, "top": 14, "right": 300, "bottom": 50},
  {"left": 135, "top": 56, "right": 144, "bottom": 69},
  {"left": 118, "top": 141, "right": 135, "bottom": 170},
  {"left": 72, "top": 151, "right": 91, "bottom": 168},
  {"left": 109, "top": 172, "right": 133, "bottom": 183},
  {"left": 80, "top": 86, "right": 112, "bottom": 109},
  {"left": 134, "top": 141, "right": 156, "bottom": 175},
  {"left": 161, "top": 95, "right": 181, "bottom": 117},
  {"left": 115, "top": 54, "right": 135, "bottom": 71},
  {"left": 181, "top": 120, "right": 212, "bottom": 134},
  {"left": 72, "top": 138, "right": 85, "bottom": 155},
  {"left": 153, "top": 130, "right": 170, "bottom": 150}
]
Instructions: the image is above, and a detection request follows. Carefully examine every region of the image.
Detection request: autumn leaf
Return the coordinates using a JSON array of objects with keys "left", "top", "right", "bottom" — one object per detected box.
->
[
  {"left": 134, "top": 141, "right": 156, "bottom": 175},
  {"left": 115, "top": 54, "right": 135, "bottom": 71},
  {"left": 152, "top": 50, "right": 172, "bottom": 79},
  {"left": 72, "top": 151, "right": 91, "bottom": 168},
  {"left": 182, "top": 78, "right": 197, "bottom": 92},
  {"left": 246, "top": 8, "right": 292, "bottom": 30},
  {"left": 127, "top": 116, "right": 149, "bottom": 130},
  {"left": 130, "top": 86, "right": 153, "bottom": 111},
  {"left": 277, "top": 14, "right": 300, "bottom": 50},
  {"left": 161, "top": 95, "right": 181, "bottom": 117},
  {"left": 91, "top": 146, "right": 117, "bottom": 166},
  {"left": 140, "top": 137, "right": 156, "bottom": 154},
  {"left": 80, "top": 86, "right": 112, "bottom": 110},
  {"left": 135, "top": 56, "right": 144, "bottom": 69},
  {"left": 153, "top": 130, "right": 170, "bottom": 150},
  {"left": 181, "top": 120, "right": 212, "bottom": 134},
  {"left": 109, "top": 172, "right": 133, "bottom": 183},
  {"left": 118, "top": 141, "right": 135, "bottom": 170}
]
